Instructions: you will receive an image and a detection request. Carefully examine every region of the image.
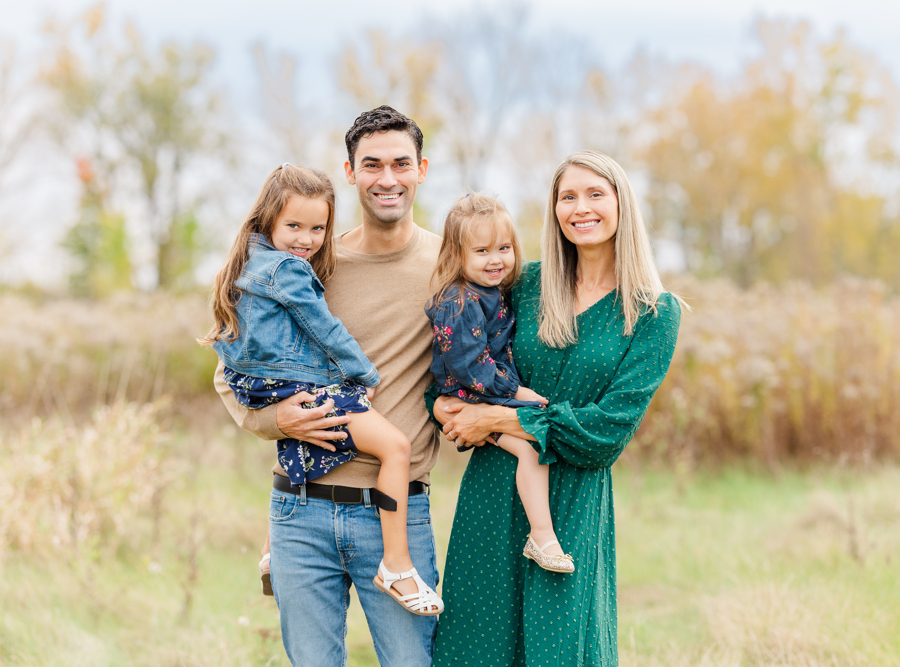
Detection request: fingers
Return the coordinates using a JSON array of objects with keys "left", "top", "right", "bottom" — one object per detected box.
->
[
  {"left": 304, "top": 438, "right": 338, "bottom": 451},
  {"left": 442, "top": 403, "right": 465, "bottom": 413}
]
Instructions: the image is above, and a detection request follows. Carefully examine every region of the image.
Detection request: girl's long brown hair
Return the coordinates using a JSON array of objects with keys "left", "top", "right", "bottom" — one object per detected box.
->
[
  {"left": 199, "top": 164, "right": 337, "bottom": 345},
  {"left": 427, "top": 193, "right": 524, "bottom": 314}
]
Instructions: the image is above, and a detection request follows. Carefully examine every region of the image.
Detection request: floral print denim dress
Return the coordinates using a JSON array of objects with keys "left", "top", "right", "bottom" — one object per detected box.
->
[
  {"left": 224, "top": 368, "right": 371, "bottom": 485},
  {"left": 425, "top": 283, "right": 543, "bottom": 449}
]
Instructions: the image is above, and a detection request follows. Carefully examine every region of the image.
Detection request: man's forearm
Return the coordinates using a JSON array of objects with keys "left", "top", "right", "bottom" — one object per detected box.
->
[{"left": 214, "top": 359, "right": 286, "bottom": 441}]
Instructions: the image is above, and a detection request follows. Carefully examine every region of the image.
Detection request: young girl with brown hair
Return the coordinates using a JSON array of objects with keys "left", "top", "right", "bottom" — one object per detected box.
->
[{"left": 200, "top": 164, "right": 443, "bottom": 615}]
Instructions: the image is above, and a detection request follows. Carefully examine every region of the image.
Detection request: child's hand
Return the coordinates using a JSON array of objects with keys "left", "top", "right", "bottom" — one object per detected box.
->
[
  {"left": 515, "top": 386, "right": 548, "bottom": 406},
  {"left": 365, "top": 386, "right": 376, "bottom": 400}
]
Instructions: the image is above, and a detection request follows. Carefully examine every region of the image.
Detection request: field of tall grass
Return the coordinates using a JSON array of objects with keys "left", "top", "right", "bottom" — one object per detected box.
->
[
  {"left": 2, "top": 278, "right": 898, "bottom": 463},
  {"left": 1, "top": 415, "right": 897, "bottom": 665},
  {"left": 1, "top": 281, "right": 899, "bottom": 664}
]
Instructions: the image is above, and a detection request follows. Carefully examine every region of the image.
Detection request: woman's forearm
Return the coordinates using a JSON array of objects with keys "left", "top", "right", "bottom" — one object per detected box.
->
[
  {"left": 442, "top": 402, "right": 537, "bottom": 446},
  {"left": 493, "top": 406, "right": 536, "bottom": 441}
]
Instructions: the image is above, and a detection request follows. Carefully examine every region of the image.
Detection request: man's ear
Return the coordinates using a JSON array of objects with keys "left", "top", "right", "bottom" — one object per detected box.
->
[
  {"left": 344, "top": 161, "right": 356, "bottom": 185},
  {"left": 417, "top": 157, "right": 428, "bottom": 184}
]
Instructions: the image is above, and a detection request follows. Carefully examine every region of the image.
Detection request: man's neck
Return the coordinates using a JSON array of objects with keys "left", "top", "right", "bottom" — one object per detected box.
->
[{"left": 341, "top": 218, "right": 416, "bottom": 255}]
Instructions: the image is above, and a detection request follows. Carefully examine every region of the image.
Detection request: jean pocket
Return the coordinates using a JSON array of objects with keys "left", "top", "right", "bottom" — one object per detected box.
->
[{"left": 269, "top": 492, "right": 299, "bottom": 521}]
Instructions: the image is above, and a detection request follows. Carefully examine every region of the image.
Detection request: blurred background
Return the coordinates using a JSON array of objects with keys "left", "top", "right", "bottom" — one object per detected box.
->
[{"left": 1, "top": 1, "right": 898, "bottom": 665}]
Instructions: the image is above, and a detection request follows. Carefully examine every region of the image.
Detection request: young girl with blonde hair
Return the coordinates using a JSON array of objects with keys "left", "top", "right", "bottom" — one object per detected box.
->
[
  {"left": 426, "top": 193, "right": 574, "bottom": 573},
  {"left": 201, "top": 163, "right": 443, "bottom": 615}
]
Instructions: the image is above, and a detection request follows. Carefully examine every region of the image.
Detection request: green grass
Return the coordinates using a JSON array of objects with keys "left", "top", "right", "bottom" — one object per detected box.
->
[{"left": 1, "top": 429, "right": 898, "bottom": 666}]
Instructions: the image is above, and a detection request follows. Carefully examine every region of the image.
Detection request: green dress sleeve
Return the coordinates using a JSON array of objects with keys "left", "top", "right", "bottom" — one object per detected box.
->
[{"left": 517, "top": 293, "right": 681, "bottom": 469}]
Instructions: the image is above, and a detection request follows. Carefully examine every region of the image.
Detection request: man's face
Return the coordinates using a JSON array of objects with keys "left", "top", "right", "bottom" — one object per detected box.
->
[{"left": 344, "top": 130, "right": 428, "bottom": 227}]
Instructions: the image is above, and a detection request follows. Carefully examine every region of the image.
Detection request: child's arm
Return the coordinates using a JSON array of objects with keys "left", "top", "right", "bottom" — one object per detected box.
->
[
  {"left": 514, "top": 386, "right": 548, "bottom": 405},
  {"left": 272, "top": 258, "right": 379, "bottom": 387}
]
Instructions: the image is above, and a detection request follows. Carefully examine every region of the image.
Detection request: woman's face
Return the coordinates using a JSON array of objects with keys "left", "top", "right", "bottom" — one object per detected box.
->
[{"left": 555, "top": 166, "right": 618, "bottom": 250}]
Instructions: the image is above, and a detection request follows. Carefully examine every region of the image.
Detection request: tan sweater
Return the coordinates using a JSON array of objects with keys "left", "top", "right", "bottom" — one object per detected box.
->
[{"left": 214, "top": 224, "right": 443, "bottom": 487}]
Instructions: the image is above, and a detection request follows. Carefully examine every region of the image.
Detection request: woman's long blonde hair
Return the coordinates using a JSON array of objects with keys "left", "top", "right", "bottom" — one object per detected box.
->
[
  {"left": 199, "top": 164, "right": 337, "bottom": 345},
  {"left": 428, "top": 193, "right": 524, "bottom": 312},
  {"left": 539, "top": 150, "right": 685, "bottom": 346}
]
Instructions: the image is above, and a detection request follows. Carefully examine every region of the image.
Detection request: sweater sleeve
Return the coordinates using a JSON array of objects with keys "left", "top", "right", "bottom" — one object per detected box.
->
[
  {"left": 272, "top": 258, "right": 380, "bottom": 387},
  {"left": 517, "top": 294, "right": 680, "bottom": 469},
  {"left": 432, "top": 298, "right": 521, "bottom": 399},
  {"left": 214, "top": 359, "right": 286, "bottom": 441}
]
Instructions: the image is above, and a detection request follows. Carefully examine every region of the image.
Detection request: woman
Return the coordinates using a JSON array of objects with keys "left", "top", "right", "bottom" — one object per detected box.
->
[{"left": 428, "top": 150, "right": 685, "bottom": 665}]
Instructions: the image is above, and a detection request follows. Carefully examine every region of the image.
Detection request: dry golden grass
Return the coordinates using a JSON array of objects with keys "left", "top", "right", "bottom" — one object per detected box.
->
[
  {"left": 2, "top": 276, "right": 898, "bottom": 465},
  {"left": 0, "top": 291, "right": 217, "bottom": 425},
  {"left": 631, "top": 276, "right": 900, "bottom": 466},
  {"left": 0, "top": 401, "right": 177, "bottom": 557}
]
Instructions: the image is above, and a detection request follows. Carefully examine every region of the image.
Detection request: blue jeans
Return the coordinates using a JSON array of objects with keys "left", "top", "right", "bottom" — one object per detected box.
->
[{"left": 269, "top": 487, "right": 439, "bottom": 666}]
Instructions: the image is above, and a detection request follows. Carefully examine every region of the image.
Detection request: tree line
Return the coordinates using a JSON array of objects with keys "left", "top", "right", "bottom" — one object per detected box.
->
[{"left": 0, "top": 4, "right": 898, "bottom": 296}]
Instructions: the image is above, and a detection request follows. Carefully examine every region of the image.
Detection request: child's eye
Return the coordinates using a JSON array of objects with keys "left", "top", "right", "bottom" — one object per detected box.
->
[
  {"left": 500, "top": 245, "right": 511, "bottom": 251},
  {"left": 312, "top": 226, "right": 325, "bottom": 231}
]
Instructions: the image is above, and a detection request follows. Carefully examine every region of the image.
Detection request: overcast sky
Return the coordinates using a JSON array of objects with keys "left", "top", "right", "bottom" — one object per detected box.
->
[
  {"left": 5, "top": 0, "right": 900, "bottom": 86},
  {"left": 2, "top": 0, "right": 899, "bottom": 288}
]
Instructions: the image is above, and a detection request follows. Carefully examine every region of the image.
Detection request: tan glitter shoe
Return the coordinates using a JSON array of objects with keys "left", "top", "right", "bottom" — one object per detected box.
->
[{"left": 523, "top": 534, "right": 575, "bottom": 574}]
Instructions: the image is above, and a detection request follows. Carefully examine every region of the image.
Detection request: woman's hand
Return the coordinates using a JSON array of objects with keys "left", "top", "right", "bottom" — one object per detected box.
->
[
  {"left": 434, "top": 396, "right": 488, "bottom": 448},
  {"left": 515, "top": 386, "right": 548, "bottom": 406},
  {"left": 433, "top": 395, "right": 465, "bottom": 426},
  {"left": 442, "top": 402, "right": 506, "bottom": 449},
  {"left": 275, "top": 392, "right": 350, "bottom": 451}
]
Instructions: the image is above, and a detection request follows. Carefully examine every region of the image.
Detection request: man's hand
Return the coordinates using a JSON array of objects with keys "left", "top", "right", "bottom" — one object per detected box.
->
[{"left": 275, "top": 392, "right": 350, "bottom": 450}]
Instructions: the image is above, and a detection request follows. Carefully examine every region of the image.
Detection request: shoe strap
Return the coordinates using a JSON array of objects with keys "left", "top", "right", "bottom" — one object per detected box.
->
[
  {"left": 538, "top": 539, "right": 560, "bottom": 552},
  {"left": 378, "top": 560, "right": 418, "bottom": 585}
]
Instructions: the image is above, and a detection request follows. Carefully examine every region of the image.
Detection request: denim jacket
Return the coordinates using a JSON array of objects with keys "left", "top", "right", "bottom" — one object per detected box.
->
[{"left": 212, "top": 234, "right": 379, "bottom": 387}]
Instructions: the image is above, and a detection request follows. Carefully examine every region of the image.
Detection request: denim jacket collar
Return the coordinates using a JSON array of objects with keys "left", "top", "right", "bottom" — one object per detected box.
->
[{"left": 248, "top": 233, "right": 276, "bottom": 251}]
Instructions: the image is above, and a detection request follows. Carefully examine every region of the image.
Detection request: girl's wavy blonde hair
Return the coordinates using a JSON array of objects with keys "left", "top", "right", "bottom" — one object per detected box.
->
[
  {"left": 428, "top": 193, "right": 524, "bottom": 312},
  {"left": 200, "top": 164, "right": 337, "bottom": 345},
  {"left": 539, "top": 150, "right": 687, "bottom": 346}
]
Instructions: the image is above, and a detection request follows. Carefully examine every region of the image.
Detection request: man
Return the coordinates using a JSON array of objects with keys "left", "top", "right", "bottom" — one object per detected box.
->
[{"left": 215, "top": 106, "right": 443, "bottom": 665}]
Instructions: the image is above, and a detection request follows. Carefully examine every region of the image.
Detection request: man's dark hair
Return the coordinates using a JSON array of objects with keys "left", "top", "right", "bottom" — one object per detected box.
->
[{"left": 345, "top": 105, "right": 424, "bottom": 169}]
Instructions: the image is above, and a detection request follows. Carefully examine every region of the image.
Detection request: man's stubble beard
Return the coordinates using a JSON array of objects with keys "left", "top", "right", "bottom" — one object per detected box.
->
[{"left": 359, "top": 194, "right": 414, "bottom": 229}]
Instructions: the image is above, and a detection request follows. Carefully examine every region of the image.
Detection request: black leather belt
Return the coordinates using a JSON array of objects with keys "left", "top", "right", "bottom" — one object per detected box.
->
[{"left": 273, "top": 474, "right": 428, "bottom": 511}]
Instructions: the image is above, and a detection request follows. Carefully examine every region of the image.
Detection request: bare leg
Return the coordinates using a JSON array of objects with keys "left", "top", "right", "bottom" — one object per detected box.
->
[
  {"left": 259, "top": 525, "right": 273, "bottom": 595},
  {"left": 261, "top": 528, "right": 271, "bottom": 564},
  {"left": 495, "top": 434, "right": 565, "bottom": 558},
  {"left": 345, "top": 410, "right": 429, "bottom": 603}
]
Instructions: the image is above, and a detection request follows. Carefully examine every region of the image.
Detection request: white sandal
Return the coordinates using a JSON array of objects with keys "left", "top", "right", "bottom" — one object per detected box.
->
[{"left": 373, "top": 560, "right": 444, "bottom": 616}]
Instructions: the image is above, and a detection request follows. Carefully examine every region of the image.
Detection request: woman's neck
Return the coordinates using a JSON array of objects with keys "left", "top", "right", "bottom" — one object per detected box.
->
[{"left": 575, "top": 243, "right": 617, "bottom": 292}]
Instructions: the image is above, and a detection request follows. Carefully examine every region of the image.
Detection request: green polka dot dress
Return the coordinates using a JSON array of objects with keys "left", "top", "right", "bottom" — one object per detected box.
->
[{"left": 430, "top": 262, "right": 681, "bottom": 666}]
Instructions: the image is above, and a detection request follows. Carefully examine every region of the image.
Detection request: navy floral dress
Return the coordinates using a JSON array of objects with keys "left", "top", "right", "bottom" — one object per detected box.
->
[
  {"left": 224, "top": 368, "right": 371, "bottom": 485},
  {"left": 425, "top": 283, "right": 543, "bottom": 449}
]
